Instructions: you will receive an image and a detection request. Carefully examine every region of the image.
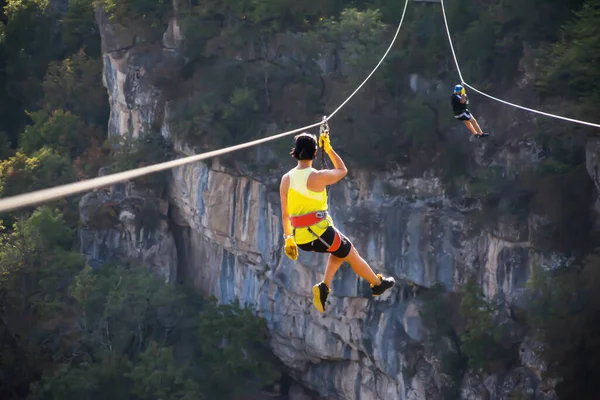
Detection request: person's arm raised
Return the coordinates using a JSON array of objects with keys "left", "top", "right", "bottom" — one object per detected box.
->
[{"left": 307, "top": 133, "right": 348, "bottom": 191}]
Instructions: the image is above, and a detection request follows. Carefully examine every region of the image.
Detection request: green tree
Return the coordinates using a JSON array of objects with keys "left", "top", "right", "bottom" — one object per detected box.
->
[
  {"left": 459, "top": 280, "right": 508, "bottom": 373},
  {"left": 32, "top": 263, "right": 279, "bottom": 399},
  {"left": 196, "top": 298, "right": 280, "bottom": 397},
  {"left": 18, "top": 109, "right": 109, "bottom": 180},
  {"left": 418, "top": 282, "right": 466, "bottom": 399},
  {"left": 0, "top": 131, "right": 14, "bottom": 160},
  {"left": 20, "top": 110, "right": 88, "bottom": 158},
  {"left": 29, "top": 355, "right": 134, "bottom": 400},
  {"left": 0, "top": 207, "right": 82, "bottom": 315},
  {"left": 61, "top": 0, "right": 102, "bottom": 57},
  {"left": 69, "top": 263, "right": 188, "bottom": 360},
  {"left": 524, "top": 257, "right": 600, "bottom": 398},
  {"left": 127, "top": 342, "right": 204, "bottom": 400},
  {"left": 109, "top": 132, "right": 172, "bottom": 191},
  {"left": 41, "top": 50, "right": 109, "bottom": 127},
  {"left": 0, "top": 0, "right": 62, "bottom": 144},
  {"left": 99, "top": 0, "right": 172, "bottom": 33},
  {"left": 537, "top": 0, "right": 600, "bottom": 116},
  {"left": 0, "top": 148, "right": 75, "bottom": 199},
  {"left": 0, "top": 207, "right": 85, "bottom": 398},
  {"left": 313, "top": 8, "right": 389, "bottom": 86}
]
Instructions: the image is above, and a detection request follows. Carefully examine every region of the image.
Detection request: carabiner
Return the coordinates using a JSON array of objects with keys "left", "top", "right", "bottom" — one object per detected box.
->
[{"left": 319, "top": 115, "right": 329, "bottom": 136}]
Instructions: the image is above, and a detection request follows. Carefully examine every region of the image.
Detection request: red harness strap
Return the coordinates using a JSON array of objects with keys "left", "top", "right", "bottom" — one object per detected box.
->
[
  {"left": 290, "top": 211, "right": 327, "bottom": 228},
  {"left": 328, "top": 231, "right": 342, "bottom": 252},
  {"left": 290, "top": 211, "right": 342, "bottom": 253}
]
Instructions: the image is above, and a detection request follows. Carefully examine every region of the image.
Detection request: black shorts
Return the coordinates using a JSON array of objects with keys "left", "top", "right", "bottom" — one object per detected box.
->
[
  {"left": 298, "top": 226, "right": 353, "bottom": 258},
  {"left": 455, "top": 111, "right": 472, "bottom": 121}
]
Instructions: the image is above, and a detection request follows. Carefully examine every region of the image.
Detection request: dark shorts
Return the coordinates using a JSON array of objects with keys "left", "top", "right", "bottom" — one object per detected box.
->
[
  {"left": 298, "top": 226, "right": 353, "bottom": 258},
  {"left": 455, "top": 111, "right": 472, "bottom": 121}
]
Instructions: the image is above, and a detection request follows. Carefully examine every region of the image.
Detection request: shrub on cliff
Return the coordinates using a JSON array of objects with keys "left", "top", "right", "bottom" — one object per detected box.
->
[
  {"left": 524, "top": 258, "right": 600, "bottom": 399},
  {"left": 459, "top": 280, "right": 511, "bottom": 373},
  {"left": 418, "top": 282, "right": 466, "bottom": 399},
  {"left": 0, "top": 207, "right": 280, "bottom": 399},
  {"left": 0, "top": 0, "right": 63, "bottom": 145},
  {"left": 99, "top": 0, "right": 172, "bottom": 33},
  {"left": 30, "top": 262, "right": 280, "bottom": 399},
  {"left": 419, "top": 280, "right": 516, "bottom": 387},
  {"left": 536, "top": 0, "right": 600, "bottom": 117},
  {"left": 108, "top": 131, "right": 172, "bottom": 192}
]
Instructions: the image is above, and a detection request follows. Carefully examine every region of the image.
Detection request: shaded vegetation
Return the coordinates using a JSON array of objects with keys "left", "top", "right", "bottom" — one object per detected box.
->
[
  {"left": 522, "top": 255, "right": 600, "bottom": 399},
  {"left": 0, "top": 208, "right": 280, "bottom": 400},
  {"left": 108, "top": 131, "right": 173, "bottom": 192},
  {"left": 99, "top": 0, "right": 172, "bottom": 39},
  {"left": 0, "top": 1, "right": 281, "bottom": 398},
  {"left": 419, "top": 280, "right": 518, "bottom": 397},
  {"left": 420, "top": 255, "right": 600, "bottom": 400}
]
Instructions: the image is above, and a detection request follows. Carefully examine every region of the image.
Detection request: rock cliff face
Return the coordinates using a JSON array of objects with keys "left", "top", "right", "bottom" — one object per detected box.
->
[{"left": 80, "top": 3, "right": 595, "bottom": 399}]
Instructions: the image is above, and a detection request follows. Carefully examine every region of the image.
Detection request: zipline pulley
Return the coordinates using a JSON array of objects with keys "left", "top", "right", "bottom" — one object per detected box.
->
[
  {"left": 318, "top": 116, "right": 330, "bottom": 194},
  {"left": 319, "top": 116, "right": 330, "bottom": 171}
]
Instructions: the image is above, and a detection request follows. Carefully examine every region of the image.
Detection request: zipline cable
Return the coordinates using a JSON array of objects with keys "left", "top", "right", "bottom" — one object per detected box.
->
[
  {"left": 0, "top": 124, "right": 323, "bottom": 214},
  {"left": 464, "top": 83, "right": 600, "bottom": 128},
  {"left": 0, "top": 0, "right": 411, "bottom": 214},
  {"left": 439, "top": 0, "right": 464, "bottom": 85},
  {"left": 439, "top": 0, "right": 600, "bottom": 129}
]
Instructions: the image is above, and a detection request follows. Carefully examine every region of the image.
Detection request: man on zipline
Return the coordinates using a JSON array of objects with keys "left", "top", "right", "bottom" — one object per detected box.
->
[
  {"left": 452, "top": 84, "right": 488, "bottom": 137},
  {"left": 279, "top": 128, "right": 395, "bottom": 313}
]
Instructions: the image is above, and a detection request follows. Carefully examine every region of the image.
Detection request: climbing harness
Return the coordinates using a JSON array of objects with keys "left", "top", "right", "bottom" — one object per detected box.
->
[
  {"left": 290, "top": 210, "right": 328, "bottom": 228},
  {"left": 290, "top": 210, "right": 342, "bottom": 253}
]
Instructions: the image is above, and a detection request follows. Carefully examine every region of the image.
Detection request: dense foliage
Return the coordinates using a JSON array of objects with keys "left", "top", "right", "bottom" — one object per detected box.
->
[
  {"left": 419, "top": 280, "right": 518, "bottom": 398},
  {"left": 2, "top": 0, "right": 600, "bottom": 399},
  {"left": 0, "top": 208, "right": 279, "bottom": 400},
  {"left": 0, "top": 1, "right": 279, "bottom": 399}
]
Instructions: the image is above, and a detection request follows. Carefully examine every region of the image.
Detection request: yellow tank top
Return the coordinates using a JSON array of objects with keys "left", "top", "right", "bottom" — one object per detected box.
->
[{"left": 287, "top": 167, "right": 333, "bottom": 244}]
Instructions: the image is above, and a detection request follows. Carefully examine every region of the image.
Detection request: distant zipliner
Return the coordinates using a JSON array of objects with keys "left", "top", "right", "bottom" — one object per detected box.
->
[
  {"left": 279, "top": 120, "right": 395, "bottom": 313},
  {"left": 451, "top": 84, "right": 489, "bottom": 137}
]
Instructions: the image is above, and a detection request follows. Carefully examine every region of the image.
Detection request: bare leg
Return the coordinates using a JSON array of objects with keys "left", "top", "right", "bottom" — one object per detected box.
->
[
  {"left": 341, "top": 246, "right": 381, "bottom": 286},
  {"left": 463, "top": 120, "right": 478, "bottom": 135},
  {"left": 323, "top": 254, "right": 344, "bottom": 288},
  {"left": 313, "top": 245, "right": 391, "bottom": 313},
  {"left": 470, "top": 116, "right": 484, "bottom": 134}
]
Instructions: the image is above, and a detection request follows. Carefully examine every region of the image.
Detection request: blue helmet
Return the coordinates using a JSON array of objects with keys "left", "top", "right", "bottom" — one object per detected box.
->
[{"left": 454, "top": 84, "right": 463, "bottom": 93}]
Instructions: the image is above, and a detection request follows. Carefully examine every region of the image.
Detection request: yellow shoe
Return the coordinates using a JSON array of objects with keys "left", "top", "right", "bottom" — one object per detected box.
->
[{"left": 312, "top": 282, "right": 330, "bottom": 313}]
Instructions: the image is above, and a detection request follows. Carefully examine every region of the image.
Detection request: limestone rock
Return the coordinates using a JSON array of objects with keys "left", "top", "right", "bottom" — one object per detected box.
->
[{"left": 79, "top": 188, "right": 177, "bottom": 282}]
